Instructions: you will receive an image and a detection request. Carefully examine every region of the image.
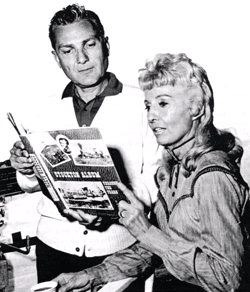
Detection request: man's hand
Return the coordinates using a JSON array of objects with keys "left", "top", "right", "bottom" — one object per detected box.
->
[
  {"left": 9, "top": 141, "right": 34, "bottom": 175},
  {"left": 63, "top": 209, "right": 102, "bottom": 227},
  {"left": 53, "top": 271, "right": 90, "bottom": 292},
  {"left": 117, "top": 183, "right": 151, "bottom": 238}
]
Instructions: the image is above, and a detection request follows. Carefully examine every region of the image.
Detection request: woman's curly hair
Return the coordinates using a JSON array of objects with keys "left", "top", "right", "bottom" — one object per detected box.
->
[{"left": 139, "top": 53, "right": 242, "bottom": 175}]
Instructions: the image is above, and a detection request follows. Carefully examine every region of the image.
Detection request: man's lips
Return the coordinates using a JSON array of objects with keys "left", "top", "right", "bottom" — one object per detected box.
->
[{"left": 79, "top": 67, "right": 93, "bottom": 73}]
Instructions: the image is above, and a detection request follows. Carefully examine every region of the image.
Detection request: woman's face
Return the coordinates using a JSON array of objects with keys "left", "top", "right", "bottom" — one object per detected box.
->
[{"left": 144, "top": 84, "right": 195, "bottom": 149}]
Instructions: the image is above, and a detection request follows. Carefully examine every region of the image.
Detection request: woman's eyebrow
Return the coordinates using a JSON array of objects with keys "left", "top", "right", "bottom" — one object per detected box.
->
[{"left": 155, "top": 94, "right": 172, "bottom": 99}]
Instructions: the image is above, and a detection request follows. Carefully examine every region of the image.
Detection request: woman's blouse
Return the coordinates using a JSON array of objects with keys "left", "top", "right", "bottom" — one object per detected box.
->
[{"left": 86, "top": 149, "right": 250, "bottom": 292}]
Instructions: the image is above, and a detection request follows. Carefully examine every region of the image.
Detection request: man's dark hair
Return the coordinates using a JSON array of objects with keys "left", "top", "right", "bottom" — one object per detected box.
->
[{"left": 49, "top": 4, "right": 109, "bottom": 56}]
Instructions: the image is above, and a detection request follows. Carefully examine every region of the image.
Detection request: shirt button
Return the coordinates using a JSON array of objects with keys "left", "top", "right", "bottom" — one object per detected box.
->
[
  {"left": 172, "top": 192, "right": 175, "bottom": 197},
  {"left": 83, "top": 230, "right": 88, "bottom": 235},
  {"left": 76, "top": 247, "right": 80, "bottom": 252}
]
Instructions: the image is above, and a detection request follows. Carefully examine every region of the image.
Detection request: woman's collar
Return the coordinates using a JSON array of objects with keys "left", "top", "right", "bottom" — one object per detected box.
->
[{"left": 166, "top": 136, "right": 195, "bottom": 162}]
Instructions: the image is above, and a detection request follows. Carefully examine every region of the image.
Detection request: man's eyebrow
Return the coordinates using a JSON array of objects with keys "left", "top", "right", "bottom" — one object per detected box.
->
[
  {"left": 58, "top": 44, "right": 74, "bottom": 50},
  {"left": 58, "top": 37, "right": 97, "bottom": 50},
  {"left": 82, "top": 37, "right": 97, "bottom": 45}
]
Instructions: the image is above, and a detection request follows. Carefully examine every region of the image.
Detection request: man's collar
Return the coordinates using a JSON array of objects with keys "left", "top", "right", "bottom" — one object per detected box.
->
[{"left": 61, "top": 72, "right": 123, "bottom": 100}]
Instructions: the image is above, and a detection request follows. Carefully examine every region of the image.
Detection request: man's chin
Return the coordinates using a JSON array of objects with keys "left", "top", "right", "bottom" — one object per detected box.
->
[{"left": 77, "top": 75, "right": 106, "bottom": 89}]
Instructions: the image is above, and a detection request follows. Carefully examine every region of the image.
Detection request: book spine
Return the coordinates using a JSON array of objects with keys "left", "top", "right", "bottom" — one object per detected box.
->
[{"left": 30, "top": 154, "right": 62, "bottom": 204}]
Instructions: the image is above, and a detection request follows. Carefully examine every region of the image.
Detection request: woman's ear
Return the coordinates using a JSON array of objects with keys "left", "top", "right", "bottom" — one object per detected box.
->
[{"left": 190, "top": 103, "right": 205, "bottom": 121}]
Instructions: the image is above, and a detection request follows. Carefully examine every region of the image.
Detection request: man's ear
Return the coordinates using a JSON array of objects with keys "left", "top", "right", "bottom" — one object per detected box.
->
[
  {"left": 103, "top": 36, "right": 110, "bottom": 57},
  {"left": 191, "top": 105, "right": 205, "bottom": 121},
  {"left": 52, "top": 51, "right": 62, "bottom": 69},
  {"left": 106, "top": 41, "right": 110, "bottom": 57}
]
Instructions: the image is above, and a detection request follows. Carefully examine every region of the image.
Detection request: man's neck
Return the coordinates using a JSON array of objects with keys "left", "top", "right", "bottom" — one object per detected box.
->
[{"left": 75, "top": 78, "right": 108, "bottom": 103}]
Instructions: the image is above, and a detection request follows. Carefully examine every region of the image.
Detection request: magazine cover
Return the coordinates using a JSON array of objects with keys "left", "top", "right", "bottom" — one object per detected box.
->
[{"left": 19, "top": 127, "right": 126, "bottom": 218}]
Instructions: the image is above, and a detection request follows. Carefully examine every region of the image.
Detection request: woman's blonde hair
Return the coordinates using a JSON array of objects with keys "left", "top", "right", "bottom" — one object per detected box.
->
[{"left": 139, "top": 53, "right": 241, "bottom": 174}]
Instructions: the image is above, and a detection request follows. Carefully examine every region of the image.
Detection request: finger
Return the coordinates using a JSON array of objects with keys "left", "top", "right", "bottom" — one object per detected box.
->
[
  {"left": 76, "top": 210, "right": 98, "bottom": 223},
  {"left": 21, "top": 149, "right": 31, "bottom": 158},
  {"left": 18, "top": 168, "right": 35, "bottom": 175},
  {"left": 118, "top": 208, "right": 129, "bottom": 220},
  {"left": 119, "top": 200, "right": 144, "bottom": 218},
  {"left": 59, "top": 275, "right": 90, "bottom": 292},
  {"left": 10, "top": 158, "right": 34, "bottom": 171},
  {"left": 94, "top": 217, "right": 102, "bottom": 227},
  {"left": 14, "top": 141, "right": 25, "bottom": 149},
  {"left": 10, "top": 147, "right": 24, "bottom": 157},
  {"left": 119, "top": 217, "right": 124, "bottom": 225},
  {"left": 63, "top": 209, "right": 83, "bottom": 221},
  {"left": 117, "top": 182, "right": 140, "bottom": 205},
  {"left": 15, "top": 156, "right": 33, "bottom": 165},
  {"left": 53, "top": 275, "right": 68, "bottom": 286},
  {"left": 54, "top": 272, "right": 76, "bottom": 282},
  {"left": 53, "top": 273, "right": 74, "bottom": 291},
  {"left": 64, "top": 209, "right": 100, "bottom": 226},
  {"left": 118, "top": 200, "right": 131, "bottom": 211}
]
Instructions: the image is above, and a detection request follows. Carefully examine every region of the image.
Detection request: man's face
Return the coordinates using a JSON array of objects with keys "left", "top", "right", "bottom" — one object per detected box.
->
[{"left": 52, "top": 20, "right": 108, "bottom": 88}]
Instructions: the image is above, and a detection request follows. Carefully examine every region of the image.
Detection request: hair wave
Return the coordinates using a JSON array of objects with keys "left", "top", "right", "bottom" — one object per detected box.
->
[
  {"left": 139, "top": 53, "right": 242, "bottom": 174},
  {"left": 48, "top": 3, "right": 109, "bottom": 57}
]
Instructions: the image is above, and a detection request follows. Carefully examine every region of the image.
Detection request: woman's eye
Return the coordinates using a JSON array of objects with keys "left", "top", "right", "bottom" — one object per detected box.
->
[
  {"left": 159, "top": 101, "right": 168, "bottom": 107},
  {"left": 145, "top": 105, "right": 150, "bottom": 111}
]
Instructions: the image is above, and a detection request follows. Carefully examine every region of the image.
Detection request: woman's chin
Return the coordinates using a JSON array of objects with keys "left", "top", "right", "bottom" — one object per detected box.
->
[{"left": 156, "top": 138, "right": 169, "bottom": 147}]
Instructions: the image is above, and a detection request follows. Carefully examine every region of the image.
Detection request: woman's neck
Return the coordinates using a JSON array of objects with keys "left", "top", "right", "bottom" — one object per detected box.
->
[{"left": 166, "top": 136, "right": 195, "bottom": 162}]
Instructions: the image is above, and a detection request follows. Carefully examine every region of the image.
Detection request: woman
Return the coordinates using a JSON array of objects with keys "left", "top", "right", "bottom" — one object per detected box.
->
[{"left": 54, "top": 53, "right": 250, "bottom": 292}]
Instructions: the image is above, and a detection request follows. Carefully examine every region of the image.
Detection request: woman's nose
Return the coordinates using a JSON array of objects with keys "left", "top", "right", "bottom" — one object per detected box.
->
[{"left": 148, "top": 108, "right": 158, "bottom": 123}]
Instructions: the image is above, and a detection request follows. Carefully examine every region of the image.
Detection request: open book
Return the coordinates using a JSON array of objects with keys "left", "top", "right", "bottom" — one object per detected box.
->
[{"left": 7, "top": 113, "right": 126, "bottom": 218}]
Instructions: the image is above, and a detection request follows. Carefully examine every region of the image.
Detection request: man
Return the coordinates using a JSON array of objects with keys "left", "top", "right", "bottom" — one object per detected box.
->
[{"left": 10, "top": 4, "right": 159, "bottom": 283}]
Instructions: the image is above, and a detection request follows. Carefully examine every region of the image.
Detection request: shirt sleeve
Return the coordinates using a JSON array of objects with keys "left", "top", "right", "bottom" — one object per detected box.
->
[
  {"left": 16, "top": 171, "right": 41, "bottom": 193},
  {"left": 138, "top": 171, "right": 247, "bottom": 291},
  {"left": 85, "top": 242, "right": 158, "bottom": 285}
]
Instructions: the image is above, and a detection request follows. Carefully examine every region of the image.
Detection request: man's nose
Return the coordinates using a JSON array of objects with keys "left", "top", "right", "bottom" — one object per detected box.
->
[{"left": 77, "top": 49, "right": 89, "bottom": 64}]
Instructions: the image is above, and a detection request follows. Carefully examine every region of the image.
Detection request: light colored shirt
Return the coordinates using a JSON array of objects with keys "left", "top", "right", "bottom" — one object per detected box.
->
[{"left": 15, "top": 76, "right": 160, "bottom": 256}]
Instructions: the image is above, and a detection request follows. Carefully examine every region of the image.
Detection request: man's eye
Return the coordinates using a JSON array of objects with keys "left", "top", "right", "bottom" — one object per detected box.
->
[
  {"left": 86, "top": 41, "right": 96, "bottom": 48},
  {"left": 62, "top": 49, "right": 72, "bottom": 54},
  {"left": 145, "top": 105, "right": 150, "bottom": 111}
]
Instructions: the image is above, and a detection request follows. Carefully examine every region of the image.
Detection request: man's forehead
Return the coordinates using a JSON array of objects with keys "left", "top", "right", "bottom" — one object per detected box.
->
[{"left": 54, "top": 20, "right": 96, "bottom": 45}]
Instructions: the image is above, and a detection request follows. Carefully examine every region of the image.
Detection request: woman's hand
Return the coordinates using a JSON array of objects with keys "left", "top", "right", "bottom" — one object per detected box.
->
[
  {"left": 53, "top": 271, "right": 90, "bottom": 292},
  {"left": 118, "top": 183, "right": 151, "bottom": 238}
]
